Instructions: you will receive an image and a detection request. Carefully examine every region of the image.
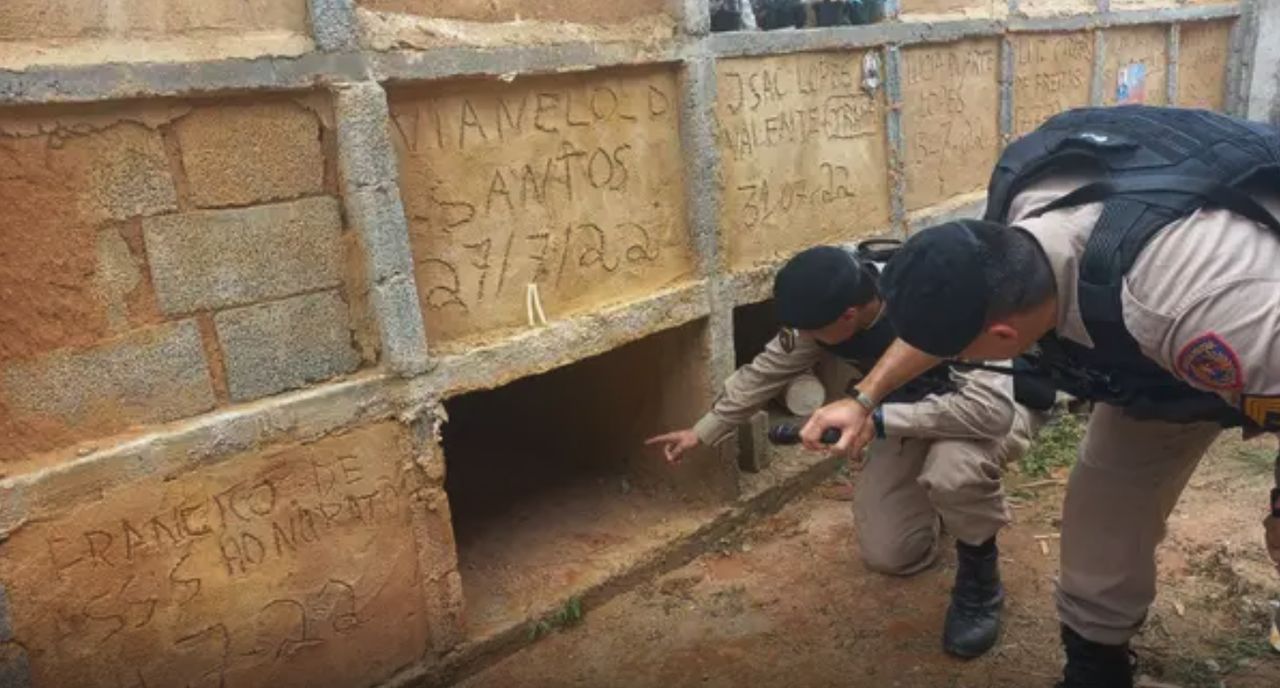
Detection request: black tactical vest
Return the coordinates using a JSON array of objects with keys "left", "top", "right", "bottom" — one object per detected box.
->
[{"left": 984, "top": 105, "right": 1280, "bottom": 428}]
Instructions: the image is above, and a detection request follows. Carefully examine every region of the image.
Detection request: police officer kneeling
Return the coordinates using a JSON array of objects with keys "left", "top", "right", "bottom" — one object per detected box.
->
[
  {"left": 800, "top": 105, "right": 1280, "bottom": 687},
  {"left": 648, "top": 243, "right": 1054, "bottom": 658}
]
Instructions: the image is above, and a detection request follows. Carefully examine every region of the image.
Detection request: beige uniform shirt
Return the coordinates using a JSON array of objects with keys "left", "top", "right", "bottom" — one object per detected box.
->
[
  {"left": 1010, "top": 173, "right": 1280, "bottom": 430},
  {"left": 692, "top": 326, "right": 1018, "bottom": 446}
]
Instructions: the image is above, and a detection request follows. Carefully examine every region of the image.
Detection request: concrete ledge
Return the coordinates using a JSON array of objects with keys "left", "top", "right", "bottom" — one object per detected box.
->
[
  {"left": 710, "top": 20, "right": 1003, "bottom": 58},
  {"left": 0, "top": 373, "right": 393, "bottom": 538},
  {"left": 1007, "top": 4, "right": 1241, "bottom": 33},
  {"left": 370, "top": 40, "right": 689, "bottom": 83},
  {"left": 411, "top": 282, "right": 712, "bottom": 399},
  {"left": 0, "top": 52, "right": 371, "bottom": 105}
]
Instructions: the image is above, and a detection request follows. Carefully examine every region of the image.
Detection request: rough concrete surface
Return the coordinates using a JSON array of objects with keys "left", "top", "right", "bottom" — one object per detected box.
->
[
  {"left": 1016, "top": 0, "right": 1095, "bottom": 17},
  {"left": 214, "top": 290, "right": 361, "bottom": 402},
  {"left": 1178, "top": 20, "right": 1233, "bottom": 110},
  {"left": 901, "top": 38, "right": 1001, "bottom": 211},
  {"left": 715, "top": 52, "right": 892, "bottom": 270},
  {"left": 173, "top": 101, "right": 326, "bottom": 209},
  {"left": 1012, "top": 31, "right": 1094, "bottom": 136},
  {"left": 1103, "top": 24, "right": 1169, "bottom": 106},
  {"left": 899, "top": 0, "right": 1001, "bottom": 18},
  {"left": 0, "top": 421, "right": 458, "bottom": 688},
  {"left": 1245, "top": 0, "right": 1280, "bottom": 124},
  {"left": 0, "top": 320, "right": 216, "bottom": 462},
  {"left": 389, "top": 67, "right": 696, "bottom": 349},
  {"left": 0, "top": 118, "right": 175, "bottom": 362},
  {"left": 143, "top": 196, "right": 345, "bottom": 315}
]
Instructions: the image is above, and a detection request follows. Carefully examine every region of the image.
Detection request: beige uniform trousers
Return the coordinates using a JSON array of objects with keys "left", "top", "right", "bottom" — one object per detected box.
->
[
  {"left": 1056, "top": 403, "right": 1222, "bottom": 645},
  {"left": 853, "top": 403, "right": 1043, "bottom": 575}
]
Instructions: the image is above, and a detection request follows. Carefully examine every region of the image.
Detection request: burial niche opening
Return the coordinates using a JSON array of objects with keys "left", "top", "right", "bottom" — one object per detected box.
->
[{"left": 441, "top": 320, "right": 729, "bottom": 635}]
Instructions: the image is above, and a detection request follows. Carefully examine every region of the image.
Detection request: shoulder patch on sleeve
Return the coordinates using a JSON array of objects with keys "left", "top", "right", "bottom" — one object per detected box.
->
[
  {"left": 779, "top": 328, "right": 796, "bottom": 353},
  {"left": 1175, "top": 332, "right": 1244, "bottom": 391},
  {"left": 1243, "top": 395, "right": 1280, "bottom": 431}
]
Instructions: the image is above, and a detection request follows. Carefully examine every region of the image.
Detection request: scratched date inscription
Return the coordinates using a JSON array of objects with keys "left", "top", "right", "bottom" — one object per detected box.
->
[
  {"left": 0, "top": 423, "right": 436, "bottom": 688},
  {"left": 715, "top": 53, "right": 890, "bottom": 269},
  {"left": 390, "top": 69, "right": 694, "bottom": 345}
]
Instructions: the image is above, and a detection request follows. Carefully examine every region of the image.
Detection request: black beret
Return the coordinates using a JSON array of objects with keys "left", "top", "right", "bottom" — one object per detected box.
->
[
  {"left": 880, "top": 220, "right": 1000, "bottom": 357},
  {"left": 773, "top": 246, "right": 866, "bottom": 329}
]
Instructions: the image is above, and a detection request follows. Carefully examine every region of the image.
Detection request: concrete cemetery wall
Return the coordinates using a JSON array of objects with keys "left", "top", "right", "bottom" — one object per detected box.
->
[{"left": 0, "top": 0, "right": 1263, "bottom": 685}]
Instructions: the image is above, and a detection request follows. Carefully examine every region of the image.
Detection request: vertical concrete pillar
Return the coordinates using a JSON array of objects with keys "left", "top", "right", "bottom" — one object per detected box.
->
[
  {"left": 884, "top": 45, "right": 908, "bottom": 236},
  {"left": 679, "top": 55, "right": 736, "bottom": 395},
  {"left": 1166, "top": 24, "right": 1180, "bottom": 106},
  {"left": 999, "top": 35, "right": 1015, "bottom": 145},
  {"left": 674, "top": 0, "right": 712, "bottom": 36},
  {"left": 307, "top": 0, "right": 360, "bottom": 52},
  {"left": 1242, "top": 0, "right": 1279, "bottom": 123},
  {"left": 1091, "top": 29, "right": 1107, "bottom": 106},
  {"left": 333, "top": 81, "right": 432, "bottom": 377}
]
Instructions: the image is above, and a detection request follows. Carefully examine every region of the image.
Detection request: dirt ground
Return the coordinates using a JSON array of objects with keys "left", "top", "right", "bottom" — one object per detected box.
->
[{"left": 458, "top": 431, "right": 1280, "bottom": 688}]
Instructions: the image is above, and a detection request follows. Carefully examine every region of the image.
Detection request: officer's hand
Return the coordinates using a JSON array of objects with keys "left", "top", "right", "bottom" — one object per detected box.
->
[
  {"left": 645, "top": 429, "right": 701, "bottom": 464},
  {"left": 801, "top": 399, "right": 874, "bottom": 457}
]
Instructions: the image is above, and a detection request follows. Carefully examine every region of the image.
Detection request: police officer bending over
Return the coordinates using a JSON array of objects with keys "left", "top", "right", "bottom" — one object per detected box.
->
[
  {"left": 799, "top": 105, "right": 1280, "bottom": 687},
  {"left": 647, "top": 244, "right": 1053, "bottom": 659}
]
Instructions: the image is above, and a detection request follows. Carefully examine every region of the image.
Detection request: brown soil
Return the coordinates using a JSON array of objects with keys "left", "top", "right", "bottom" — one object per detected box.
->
[{"left": 459, "top": 434, "right": 1280, "bottom": 688}]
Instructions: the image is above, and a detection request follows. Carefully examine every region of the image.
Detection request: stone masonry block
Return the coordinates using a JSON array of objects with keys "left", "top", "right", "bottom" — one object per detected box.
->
[
  {"left": 372, "top": 273, "right": 431, "bottom": 376},
  {"left": 335, "top": 81, "right": 399, "bottom": 189},
  {"left": 174, "top": 102, "right": 325, "bottom": 208},
  {"left": 143, "top": 196, "right": 344, "bottom": 315},
  {"left": 214, "top": 290, "right": 361, "bottom": 401},
  {"left": 345, "top": 183, "right": 413, "bottom": 281},
  {"left": 0, "top": 320, "right": 216, "bottom": 439}
]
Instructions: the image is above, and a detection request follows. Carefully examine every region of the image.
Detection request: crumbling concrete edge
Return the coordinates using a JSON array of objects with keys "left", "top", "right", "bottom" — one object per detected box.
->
[
  {"left": 410, "top": 282, "right": 713, "bottom": 398},
  {"left": 710, "top": 19, "right": 1002, "bottom": 58},
  {"left": 384, "top": 451, "right": 844, "bottom": 688},
  {"left": 1229, "top": 0, "right": 1266, "bottom": 119},
  {"left": 673, "top": 0, "right": 711, "bottom": 37},
  {"left": 308, "top": 0, "right": 361, "bottom": 52},
  {"left": 332, "top": 81, "right": 431, "bottom": 377}
]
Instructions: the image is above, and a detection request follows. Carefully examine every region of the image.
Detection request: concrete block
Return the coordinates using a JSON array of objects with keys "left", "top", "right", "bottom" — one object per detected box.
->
[
  {"left": 0, "top": 421, "right": 452, "bottom": 688},
  {"left": 1102, "top": 25, "right": 1168, "bottom": 106},
  {"left": 715, "top": 51, "right": 891, "bottom": 270},
  {"left": 214, "top": 290, "right": 361, "bottom": 402},
  {"left": 173, "top": 102, "right": 325, "bottom": 208},
  {"left": 372, "top": 274, "right": 431, "bottom": 377},
  {"left": 901, "top": 38, "right": 1001, "bottom": 211},
  {"left": 736, "top": 410, "right": 772, "bottom": 473},
  {"left": 143, "top": 196, "right": 344, "bottom": 315},
  {"left": 335, "top": 81, "right": 399, "bottom": 188},
  {"left": 389, "top": 68, "right": 696, "bottom": 347},
  {"left": 0, "top": 644, "right": 29, "bottom": 688},
  {"left": 308, "top": 0, "right": 360, "bottom": 51},
  {"left": 0, "top": 321, "right": 216, "bottom": 460}
]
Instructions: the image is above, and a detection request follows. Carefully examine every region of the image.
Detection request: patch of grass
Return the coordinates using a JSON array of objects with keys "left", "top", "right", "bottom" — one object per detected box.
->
[
  {"left": 1020, "top": 412, "right": 1086, "bottom": 478},
  {"left": 1230, "top": 443, "right": 1277, "bottom": 476},
  {"left": 528, "top": 596, "right": 585, "bottom": 640},
  {"left": 1150, "top": 633, "right": 1275, "bottom": 688}
]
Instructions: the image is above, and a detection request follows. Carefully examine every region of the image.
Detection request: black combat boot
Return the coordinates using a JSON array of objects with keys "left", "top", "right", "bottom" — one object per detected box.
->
[
  {"left": 942, "top": 537, "right": 1004, "bottom": 658},
  {"left": 1056, "top": 624, "right": 1134, "bottom": 688}
]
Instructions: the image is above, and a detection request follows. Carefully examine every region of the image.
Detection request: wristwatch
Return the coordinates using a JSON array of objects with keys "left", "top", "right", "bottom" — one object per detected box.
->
[{"left": 852, "top": 390, "right": 878, "bottom": 412}]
